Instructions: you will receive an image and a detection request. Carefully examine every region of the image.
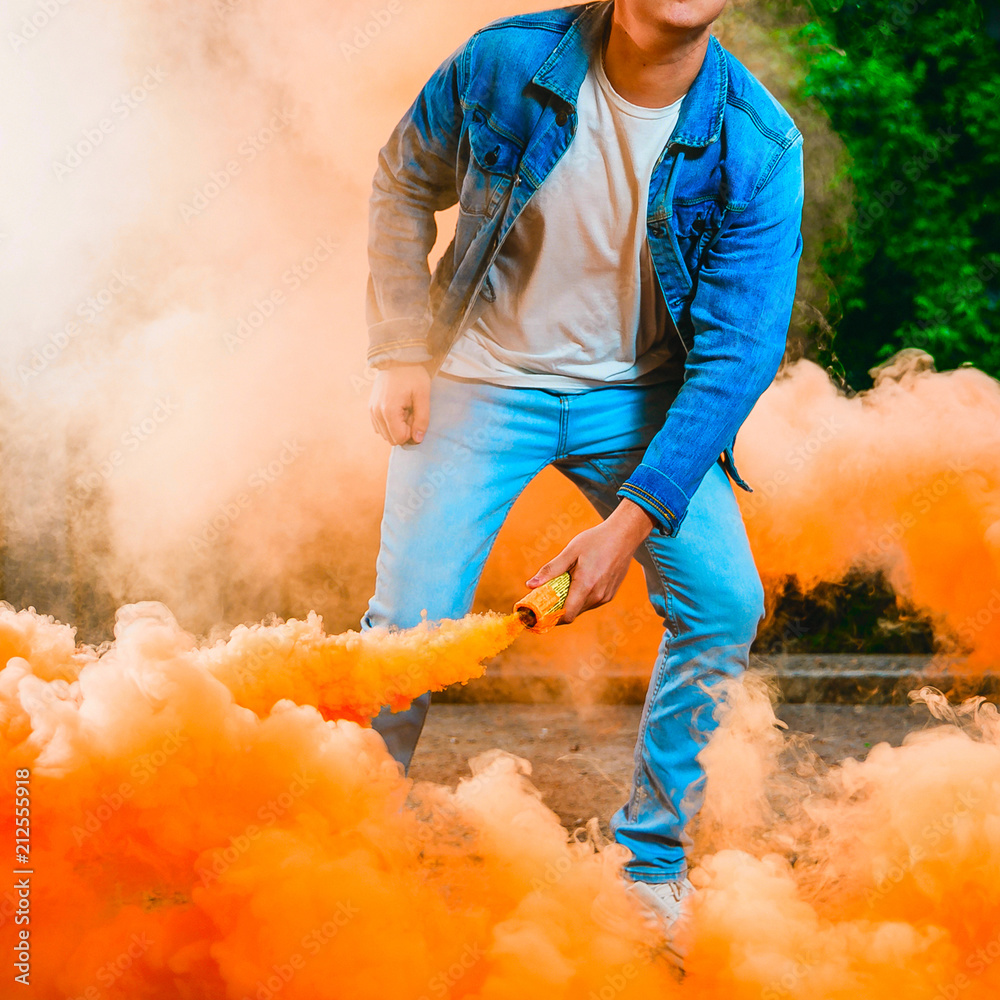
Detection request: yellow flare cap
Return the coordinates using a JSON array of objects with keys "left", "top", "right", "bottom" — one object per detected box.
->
[{"left": 513, "top": 572, "right": 571, "bottom": 634}]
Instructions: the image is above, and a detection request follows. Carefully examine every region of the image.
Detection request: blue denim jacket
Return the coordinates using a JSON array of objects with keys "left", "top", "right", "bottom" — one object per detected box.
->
[{"left": 367, "top": 1, "right": 804, "bottom": 535}]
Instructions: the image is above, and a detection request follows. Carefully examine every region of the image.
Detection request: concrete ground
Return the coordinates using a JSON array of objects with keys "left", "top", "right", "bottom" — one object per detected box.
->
[{"left": 408, "top": 702, "right": 939, "bottom": 829}]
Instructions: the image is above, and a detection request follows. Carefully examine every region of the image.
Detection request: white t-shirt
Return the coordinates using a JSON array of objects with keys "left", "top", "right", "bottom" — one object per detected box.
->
[{"left": 441, "top": 44, "right": 686, "bottom": 390}]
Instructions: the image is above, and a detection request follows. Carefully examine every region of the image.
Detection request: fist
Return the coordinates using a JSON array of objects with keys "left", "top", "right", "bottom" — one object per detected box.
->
[{"left": 369, "top": 365, "right": 432, "bottom": 445}]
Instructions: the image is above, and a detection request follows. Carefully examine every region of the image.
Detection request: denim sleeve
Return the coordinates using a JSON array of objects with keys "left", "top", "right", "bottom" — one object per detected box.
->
[
  {"left": 366, "top": 44, "right": 467, "bottom": 368},
  {"left": 618, "top": 135, "right": 804, "bottom": 535}
]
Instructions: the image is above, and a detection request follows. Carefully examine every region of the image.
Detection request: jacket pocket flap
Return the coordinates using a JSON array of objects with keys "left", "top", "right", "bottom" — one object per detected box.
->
[{"left": 468, "top": 116, "right": 522, "bottom": 177}]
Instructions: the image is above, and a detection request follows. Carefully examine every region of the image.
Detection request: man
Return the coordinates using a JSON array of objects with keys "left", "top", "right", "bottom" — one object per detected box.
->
[{"left": 362, "top": 0, "right": 803, "bottom": 937}]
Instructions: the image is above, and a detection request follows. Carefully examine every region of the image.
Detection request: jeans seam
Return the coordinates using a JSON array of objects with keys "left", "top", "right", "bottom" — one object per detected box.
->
[
  {"left": 643, "top": 537, "right": 680, "bottom": 642},
  {"left": 623, "top": 536, "right": 680, "bottom": 820},
  {"left": 555, "top": 396, "right": 570, "bottom": 459},
  {"left": 582, "top": 453, "right": 681, "bottom": 796}
]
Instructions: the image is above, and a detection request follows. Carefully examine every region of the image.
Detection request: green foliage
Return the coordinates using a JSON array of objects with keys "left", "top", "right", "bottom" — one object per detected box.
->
[
  {"left": 799, "top": 0, "right": 1000, "bottom": 387},
  {"left": 756, "top": 569, "right": 936, "bottom": 654}
]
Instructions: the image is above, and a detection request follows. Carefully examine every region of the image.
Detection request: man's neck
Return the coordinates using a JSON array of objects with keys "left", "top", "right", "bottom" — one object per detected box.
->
[{"left": 602, "top": 9, "right": 712, "bottom": 109}]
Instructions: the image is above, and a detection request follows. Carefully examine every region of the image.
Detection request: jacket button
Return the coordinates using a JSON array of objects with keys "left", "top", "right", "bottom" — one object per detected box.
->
[
  {"left": 484, "top": 146, "right": 499, "bottom": 167},
  {"left": 556, "top": 110, "right": 568, "bottom": 126}
]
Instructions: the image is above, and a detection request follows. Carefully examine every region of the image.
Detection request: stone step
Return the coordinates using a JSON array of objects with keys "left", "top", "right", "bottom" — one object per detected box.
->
[{"left": 436, "top": 655, "right": 1000, "bottom": 706}]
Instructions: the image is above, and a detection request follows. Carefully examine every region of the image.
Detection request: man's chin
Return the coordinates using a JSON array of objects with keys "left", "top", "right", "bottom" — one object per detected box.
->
[{"left": 632, "top": 0, "right": 729, "bottom": 34}]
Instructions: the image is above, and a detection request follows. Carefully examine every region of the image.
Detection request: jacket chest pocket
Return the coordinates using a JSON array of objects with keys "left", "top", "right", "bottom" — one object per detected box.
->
[
  {"left": 671, "top": 201, "right": 724, "bottom": 273},
  {"left": 459, "top": 112, "right": 522, "bottom": 219}
]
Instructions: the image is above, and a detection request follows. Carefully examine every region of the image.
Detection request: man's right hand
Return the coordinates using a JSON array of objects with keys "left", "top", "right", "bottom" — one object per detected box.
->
[{"left": 369, "top": 364, "right": 432, "bottom": 445}]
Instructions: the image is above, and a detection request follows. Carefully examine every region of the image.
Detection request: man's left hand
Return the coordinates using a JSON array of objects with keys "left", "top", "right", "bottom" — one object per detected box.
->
[{"left": 526, "top": 499, "right": 656, "bottom": 624}]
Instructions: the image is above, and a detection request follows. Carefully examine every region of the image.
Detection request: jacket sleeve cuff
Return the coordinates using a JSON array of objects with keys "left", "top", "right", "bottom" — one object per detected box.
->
[
  {"left": 617, "top": 463, "right": 690, "bottom": 536},
  {"left": 366, "top": 339, "right": 435, "bottom": 368},
  {"left": 367, "top": 313, "right": 435, "bottom": 368}
]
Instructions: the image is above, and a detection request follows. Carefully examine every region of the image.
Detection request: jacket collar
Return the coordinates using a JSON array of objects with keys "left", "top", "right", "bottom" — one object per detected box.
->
[
  {"left": 671, "top": 35, "right": 727, "bottom": 148},
  {"left": 530, "top": 1, "right": 727, "bottom": 149}
]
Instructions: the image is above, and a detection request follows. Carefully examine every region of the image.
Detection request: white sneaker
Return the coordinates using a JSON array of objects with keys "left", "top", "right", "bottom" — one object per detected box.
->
[
  {"left": 626, "top": 876, "right": 694, "bottom": 930},
  {"left": 591, "top": 875, "right": 694, "bottom": 973}
]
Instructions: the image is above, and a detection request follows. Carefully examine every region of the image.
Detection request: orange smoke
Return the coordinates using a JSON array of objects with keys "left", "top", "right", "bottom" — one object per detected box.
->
[
  {"left": 2, "top": 602, "right": 1000, "bottom": 998},
  {"left": 204, "top": 606, "right": 525, "bottom": 722},
  {"left": 736, "top": 356, "right": 1000, "bottom": 663},
  {"left": 0, "top": 602, "right": 669, "bottom": 998}
]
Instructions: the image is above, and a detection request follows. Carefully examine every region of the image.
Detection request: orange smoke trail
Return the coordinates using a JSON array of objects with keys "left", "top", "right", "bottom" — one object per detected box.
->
[
  {"left": 205, "top": 608, "right": 525, "bottom": 722},
  {"left": 1, "top": 601, "right": 524, "bottom": 726}
]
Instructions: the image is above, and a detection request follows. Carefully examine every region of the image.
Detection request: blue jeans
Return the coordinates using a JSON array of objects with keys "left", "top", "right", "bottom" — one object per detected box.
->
[{"left": 362, "top": 374, "right": 764, "bottom": 882}]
